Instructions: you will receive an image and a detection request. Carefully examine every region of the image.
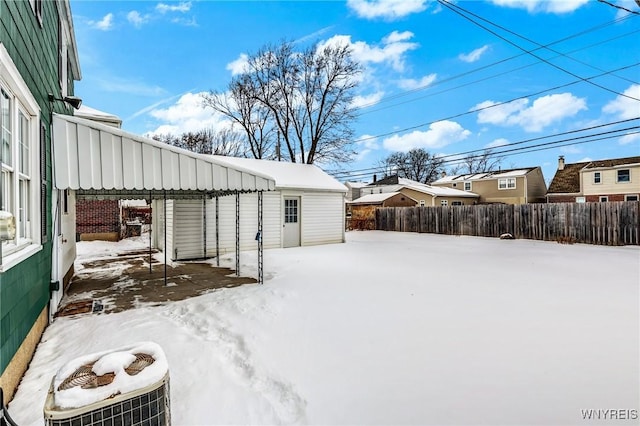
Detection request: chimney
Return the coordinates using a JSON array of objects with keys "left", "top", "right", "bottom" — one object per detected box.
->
[
  {"left": 558, "top": 155, "right": 565, "bottom": 170},
  {"left": 373, "top": 174, "right": 377, "bottom": 183}
]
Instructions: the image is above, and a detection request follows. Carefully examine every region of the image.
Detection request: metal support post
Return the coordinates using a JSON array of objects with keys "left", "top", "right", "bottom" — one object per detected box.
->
[
  {"left": 235, "top": 192, "right": 240, "bottom": 276},
  {"left": 163, "top": 191, "right": 167, "bottom": 286},
  {"left": 258, "top": 191, "right": 264, "bottom": 284},
  {"left": 203, "top": 195, "right": 207, "bottom": 258},
  {"left": 215, "top": 195, "right": 220, "bottom": 267},
  {"left": 148, "top": 191, "right": 152, "bottom": 274}
]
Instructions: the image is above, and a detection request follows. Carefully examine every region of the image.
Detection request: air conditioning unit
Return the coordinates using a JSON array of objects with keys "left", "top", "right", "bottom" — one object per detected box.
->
[{"left": 44, "top": 342, "right": 170, "bottom": 426}]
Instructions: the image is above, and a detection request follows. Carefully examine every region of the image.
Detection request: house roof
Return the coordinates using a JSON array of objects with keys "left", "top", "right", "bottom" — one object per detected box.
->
[
  {"left": 582, "top": 156, "right": 640, "bottom": 169},
  {"left": 547, "top": 162, "right": 590, "bottom": 194},
  {"left": 344, "top": 181, "right": 369, "bottom": 189},
  {"left": 547, "top": 156, "right": 640, "bottom": 194},
  {"left": 52, "top": 113, "right": 276, "bottom": 197},
  {"left": 211, "top": 156, "right": 347, "bottom": 193},
  {"left": 349, "top": 192, "right": 409, "bottom": 205},
  {"left": 432, "top": 167, "right": 537, "bottom": 184},
  {"left": 75, "top": 105, "right": 122, "bottom": 128},
  {"left": 367, "top": 177, "right": 479, "bottom": 198}
]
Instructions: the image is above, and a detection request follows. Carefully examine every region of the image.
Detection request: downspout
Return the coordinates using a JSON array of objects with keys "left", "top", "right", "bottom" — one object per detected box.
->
[{"left": 524, "top": 175, "right": 528, "bottom": 204}]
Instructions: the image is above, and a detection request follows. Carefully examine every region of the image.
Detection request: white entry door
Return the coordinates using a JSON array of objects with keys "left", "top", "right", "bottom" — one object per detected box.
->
[{"left": 283, "top": 197, "right": 300, "bottom": 248}]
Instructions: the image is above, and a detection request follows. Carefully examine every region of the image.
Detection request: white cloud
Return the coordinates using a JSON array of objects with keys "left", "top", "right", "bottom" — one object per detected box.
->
[
  {"left": 89, "top": 13, "right": 114, "bottom": 31},
  {"left": 148, "top": 92, "right": 227, "bottom": 136},
  {"left": 355, "top": 134, "right": 380, "bottom": 161},
  {"left": 383, "top": 120, "right": 471, "bottom": 151},
  {"left": 560, "top": 145, "right": 582, "bottom": 154},
  {"left": 474, "top": 93, "right": 587, "bottom": 132},
  {"left": 602, "top": 84, "right": 640, "bottom": 120},
  {"left": 489, "top": 0, "right": 589, "bottom": 13},
  {"left": 347, "top": 0, "right": 428, "bottom": 19},
  {"left": 156, "top": 2, "right": 192, "bottom": 13},
  {"left": 319, "top": 32, "right": 418, "bottom": 72},
  {"left": 127, "top": 11, "right": 149, "bottom": 28},
  {"left": 351, "top": 92, "right": 385, "bottom": 109},
  {"left": 397, "top": 73, "right": 437, "bottom": 90},
  {"left": 619, "top": 132, "right": 640, "bottom": 145},
  {"left": 485, "top": 138, "right": 509, "bottom": 148},
  {"left": 226, "top": 54, "right": 250, "bottom": 76},
  {"left": 459, "top": 45, "right": 490, "bottom": 63}
]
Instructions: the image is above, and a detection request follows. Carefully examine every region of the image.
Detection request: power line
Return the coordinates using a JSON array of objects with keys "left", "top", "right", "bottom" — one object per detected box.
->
[
  {"left": 597, "top": 0, "right": 640, "bottom": 16},
  {"left": 353, "top": 62, "right": 639, "bottom": 144},
  {"left": 353, "top": 13, "right": 637, "bottom": 112},
  {"left": 437, "top": 0, "right": 640, "bottom": 102},
  {"left": 329, "top": 118, "right": 640, "bottom": 179}
]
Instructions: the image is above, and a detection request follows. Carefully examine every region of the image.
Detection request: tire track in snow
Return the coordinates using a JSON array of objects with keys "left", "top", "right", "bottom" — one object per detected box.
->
[{"left": 161, "top": 304, "right": 307, "bottom": 425}]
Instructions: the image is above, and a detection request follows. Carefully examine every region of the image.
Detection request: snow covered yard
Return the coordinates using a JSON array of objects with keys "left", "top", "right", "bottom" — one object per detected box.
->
[{"left": 9, "top": 231, "right": 640, "bottom": 425}]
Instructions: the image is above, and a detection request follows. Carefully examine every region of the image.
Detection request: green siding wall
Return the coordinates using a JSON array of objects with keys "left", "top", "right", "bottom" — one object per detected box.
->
[{"left": 0, "top": 0, "right": 76, "bottom": 374}]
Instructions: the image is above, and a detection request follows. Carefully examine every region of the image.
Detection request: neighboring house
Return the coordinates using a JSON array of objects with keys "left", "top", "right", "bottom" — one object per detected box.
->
[
  {"left": 344, "top": 181, "right": 368, "bottom": 202},
  {"left": 361, "top": 175, "right": 479, "bottom": 206},
  {"left": 0, "top": 0, "right": 81, "bottom": 403},
  {"left": 73, "top": 106, "right": 123, "bottom": 241},
  {"left": 155, "top": 157, "right": 347, "bottom": 260},
  {"left": 547, "top": 155, "right": 640, "bottom": 203},
  {"left": 431, "top": 167, "right": 547, "bottom": 205},
  {"left": 348, "top": 192, "right": 417, "bottom": 230}
]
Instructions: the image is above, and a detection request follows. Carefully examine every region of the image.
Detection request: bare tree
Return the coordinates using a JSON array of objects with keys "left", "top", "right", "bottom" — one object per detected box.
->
[
  {"left": 202, "top": 40, "right": 362, "bottom": 165},
  {"left": 152, "top": 127, "right": 245, "bottom": 157},
  {"left": 450, "top": 149, "right": 504, "bottom": 174},
  {"left": 379, "top": 148, "right": 445, "bottom": 184}
]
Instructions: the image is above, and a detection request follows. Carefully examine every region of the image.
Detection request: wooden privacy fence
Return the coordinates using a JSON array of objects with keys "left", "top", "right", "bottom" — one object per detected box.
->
[{"left": 375, "top": 201, "right": 640, "bottom": 246}]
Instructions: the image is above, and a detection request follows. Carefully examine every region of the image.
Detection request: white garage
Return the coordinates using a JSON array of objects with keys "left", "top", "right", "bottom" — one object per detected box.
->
[{"left": 155, "top": 157, "right": 347, "bottom": 261}]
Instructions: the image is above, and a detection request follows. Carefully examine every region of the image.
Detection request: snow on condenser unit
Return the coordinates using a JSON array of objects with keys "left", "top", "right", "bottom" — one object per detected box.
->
[{"left": 44, "top": 342, "right": 170, "bottom": 426}]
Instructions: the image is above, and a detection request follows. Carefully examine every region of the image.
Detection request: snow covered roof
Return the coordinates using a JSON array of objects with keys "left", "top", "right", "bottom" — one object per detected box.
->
[
  {"left": 344, "top": 181, "right": 369, "bottom": 189},
  {"left": 75, "top": 105, "right": 122, "bottom": 128},
  {"left": 366, "top": 177, "right": 479, "bottom": 198},
  {"left": 349, "top": 192, "right": 405, "bottom": 205},
  {"left": 432, "top": 167, "right": 537, "bottom": 184},
  {"left": 211, "top": 156, "right": 347, "bottom": 193},
  {"left": 52, "top": 114, "right": 276, "bottom": 197}
]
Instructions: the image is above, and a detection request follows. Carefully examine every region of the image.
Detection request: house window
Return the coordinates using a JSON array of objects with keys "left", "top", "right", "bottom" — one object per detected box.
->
[
  {"left": 599, "top": 196, "right": 608, "bottom": 202},
  {"left": 0, "top": 83, "right": 39, "bottom": 261},
  {"left": 576, "top": 197, "right": 586, "bottom": 203},
  {"left": 464, "top": 181, "right": 472, "bottom": 191},
  {"left": 284, "top": 199, "right": 298, "bottom": 223},
  {"left": 617, "top": 169, "right": 630, "bottom": 183},
  {"left": 593, "top": 172, "right": 601, "bottom": 184},
  {"left": 625, "top": 195, "right": 638, "bottom": 201},
  {"left": 498, "top": 178, "right": 516, "bottom": 190},
  {"left": 440, "top": 200, "right": 448, "bottom": 206},
  {"left": 452, "top": 201, "right": 463, "bottom": 206},
  {"left": 419, "top": 200, "right": 425, "bottom": 207}
]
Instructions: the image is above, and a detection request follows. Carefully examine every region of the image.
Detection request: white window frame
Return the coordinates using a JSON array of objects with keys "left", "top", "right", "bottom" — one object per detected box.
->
[
  {"left": 464, "top": 181, "right": 472, "bottom": 191},
  {"left": 593, "top": 172, "right": 601, "bottom": 184},
  {"left": 0, "top": 44, "right": 42, "bottom": 271},
  {"left": 599, "top": 196, "right": 608, "bottom": 202},
  {"left": 452, "top": 201, "right": 463, "bottom": 206},
  {"left": 440, "top": 199, "right": 448, "bottom": 206},
  {"left": 419, "top": 200, "right": 425, "bottom": 207},
  {"left": 498, "top": 178, "right": 516, "bottom": 190},
  {"left": 625, "top": 194, "right": 638, "bottom": 202},
  {"left": 575, "top": 196, "right": 586, "bottom": 203}
]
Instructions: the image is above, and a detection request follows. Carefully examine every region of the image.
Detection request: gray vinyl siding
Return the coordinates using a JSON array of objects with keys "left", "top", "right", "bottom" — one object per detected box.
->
[
  {"left": 173, "top": 199, "right": 205, "bottom": 260},
  {"left": 204, "top": 192, "right": 281, "bottom": 257},
  {"left": 301, "top": 193, "right": 344, "bottom": 245}
]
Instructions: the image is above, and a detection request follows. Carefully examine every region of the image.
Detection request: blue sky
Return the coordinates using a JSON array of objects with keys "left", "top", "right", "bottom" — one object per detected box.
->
[{"left": 70, "top": 0, "right": 640, "bottom": 183}]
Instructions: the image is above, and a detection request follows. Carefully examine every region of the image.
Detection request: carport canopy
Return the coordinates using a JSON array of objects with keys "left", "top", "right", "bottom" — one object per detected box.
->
[
  {"left": 51, "top": 113, "right": 275, "bottom": 283},
  {"left": 52, "top": 113, "right": 276, "bottom": 199}
]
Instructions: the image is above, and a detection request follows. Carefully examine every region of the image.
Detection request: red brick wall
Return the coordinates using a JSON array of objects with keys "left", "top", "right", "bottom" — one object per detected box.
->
[
  {"left": 76, "top": 200, "right": 121, "bottom": 235},
  {"left": 585, "top": 194, "right": 626, "bottom": 202}
]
